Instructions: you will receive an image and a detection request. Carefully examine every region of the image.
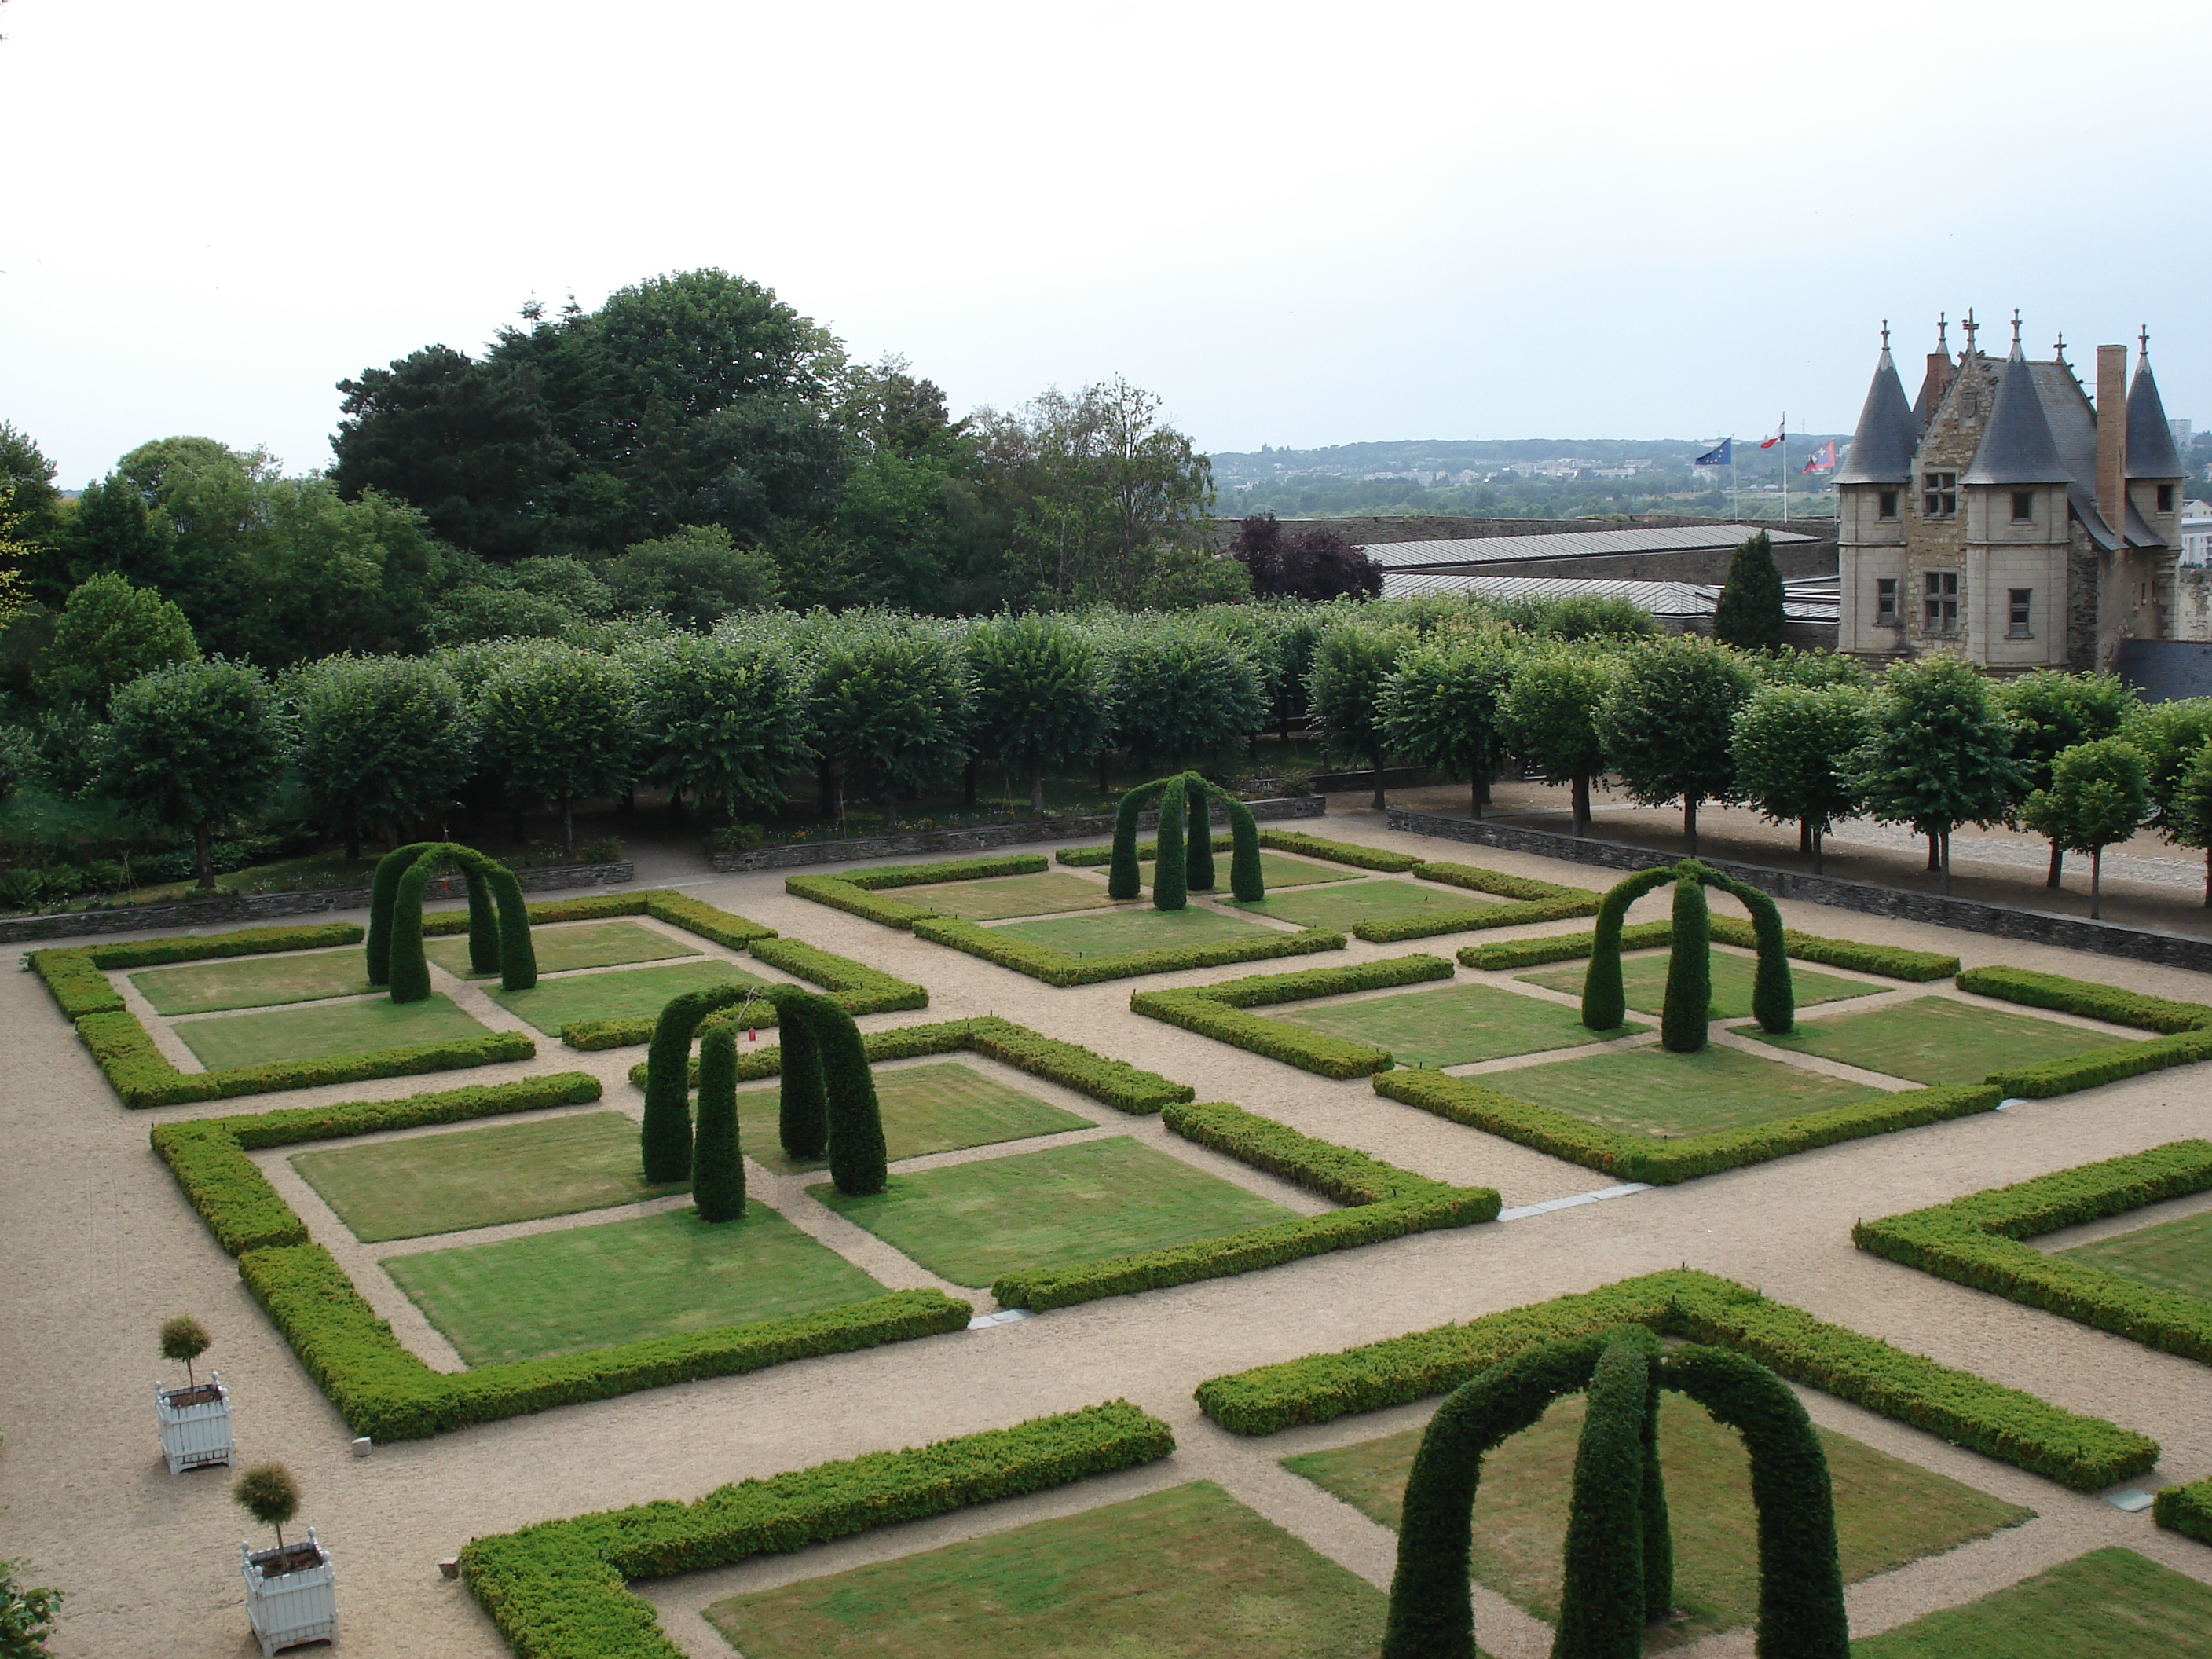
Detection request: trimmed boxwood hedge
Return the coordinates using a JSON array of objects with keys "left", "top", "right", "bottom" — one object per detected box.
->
[
  {"left": 1984, "top": 1028, "right": 2212, "bottom": 1098},
  {"left": 907, "top": 912, "right": 1346, "bottom": 986},
  {"left": 1373, "top": 1067, "right": 2001, "bottom": 1185},
  {"left": 460, "top": 1401, "right": 1177, "bottom": 1659},
  {"left": 1852, "top": 1141, "right": 2212, "bottom": 1365},
  {"left": 625, "top": 1015, "right": 1196, "bottom": 1116},
  {"left": 1954, "top": 965, "right": 2212, "bottom": 1033},
  {"left": 782, "top": 856, "right": 1050, "bottom": 929},
  {"left": 559, "top": 936, "right": 928, "bottom": 1049},
  {"left": 989, "top": 1099, "right": 1500, "bottom": 1310},
  {"left": 2156, "top": 1476, "right": 2212, "bottom": 1546},
  {"left": 1254, "top": 829, "right": 1424, "bottom": 871},
  {"left": 1057, "top": 835, "right": 1232, "bottom": 868},
  {"left": 417, "top": 888, "right": 779, "bottom": 947},
  {"left": 1129, "top": 954, "right": 1456, "bottom": 1078},
  {"left": 1348, "top": 891, "right": 1601, "bottom": 944},
  {"left": 1460, "top": 916, "right": 1958, "bottom": 980},
  {"left": 1192, "top": 1267, "right": 2158, "bottom": 1492}
]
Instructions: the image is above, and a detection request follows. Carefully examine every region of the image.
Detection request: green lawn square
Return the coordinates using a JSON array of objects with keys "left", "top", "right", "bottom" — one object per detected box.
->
[
  {"left": 1517, "top": 948, "right": 1883, "bottom": 1023},
  {"left": 1483, "top": 1042, "right": 1877, "bottom": 1138},
  {"left": 704, "top": 1481, "right": 1390, "bottom": 1659},
  {"left": 1276, "top": 981, "right": 1643, "bottom": 1068},
  {"left": 1142, "top": 850, "right": 1362, "bottom": 889},
  {"left": 2057, "top": 1207, "right": 2212, "bottom": 1301},
  {"left": 130, "top": 947, "right": 374, "bottom": 1015},
  {"left": 1852, "top": 1547, "right": 2212, "bottom": 1659},
  {"left": 896, "top": 871, "right": 1115, "bottom": 921},
  {"left": 1230, "top": 878, "right": 1503, "bottom": 932},
  {"left": 738, "top": 1061, "right": 1090, "bottom": 1174},
  {"left": 1283, "top": 1391, "right": 2030, "bottom": 1652},
  {"left": 426, "top": 917, "right": 699, "bottom": 978},
  {"left": 174, "top": 992, "right": 491, "bottom": 1071},
  {"left": 811, "top": 1135, "right": 1298, "bottom": 1287},
  {"left": 989, "top": 903, "right": 1280, "bottom": 954},
  {"left": 488, "top": 958, "right": 766, "bottom": 1035},
  {"left": 291, "top": 1111, "right": 680, "bottom": 1243},
  {"left": 382, "top": 1203, "right": 886, "bottom": 1366},
  {"left": 1744, "top": 994, "right": 2128, "bottom": 1086}
]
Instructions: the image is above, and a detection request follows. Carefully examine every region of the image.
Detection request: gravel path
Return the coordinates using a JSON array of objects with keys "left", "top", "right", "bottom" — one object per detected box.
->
[{"left": 3, "top": 811, "right": 2210, "bottom": 1657}]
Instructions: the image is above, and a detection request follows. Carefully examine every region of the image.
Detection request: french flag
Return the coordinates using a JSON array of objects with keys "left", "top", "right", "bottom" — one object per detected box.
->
[{"left": 1757, "top": 419, "right": 1785, "bottom": 450}]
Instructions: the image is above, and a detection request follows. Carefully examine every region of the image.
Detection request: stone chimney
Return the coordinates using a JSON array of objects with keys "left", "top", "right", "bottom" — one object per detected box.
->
[
  {"left": 2097, "top": 343, "right": 2128, "bottom": 530},
  {"left": 1921, "top": 349, "right": 1951, "bottom": 413}
]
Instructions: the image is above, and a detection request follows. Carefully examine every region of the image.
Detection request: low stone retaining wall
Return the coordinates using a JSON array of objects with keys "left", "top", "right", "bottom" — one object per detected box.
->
[
  {"left": 709, "top": 797, "right": 1327, "bottom": 873},
  {"left": 0, "top": 862, "right": 635, "bottom": 945},
  {"left": 1386, "top": 808, "right": 2212, "bottom": 976}
]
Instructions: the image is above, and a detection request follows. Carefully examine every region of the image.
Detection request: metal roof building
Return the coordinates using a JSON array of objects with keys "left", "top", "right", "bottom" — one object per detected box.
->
[
  {"left": 1376, "top": 569, "right": 1840, "bottom": 631},
  {"left": 1360, "top": 522, "right": 1822, "bottom": 573}
]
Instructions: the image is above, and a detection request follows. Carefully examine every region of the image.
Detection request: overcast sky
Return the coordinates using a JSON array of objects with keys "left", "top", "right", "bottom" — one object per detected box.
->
[{"left": 3, "top": 0, "right": 2205, "bottom": 485}]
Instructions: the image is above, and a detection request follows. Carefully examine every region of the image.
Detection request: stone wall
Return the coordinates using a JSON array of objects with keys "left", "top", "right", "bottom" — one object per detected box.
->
[
  {"left": 0, "top": 862, "right": 636, "bottom": 945},
  {"left": 1386, "top": 808, "right": 2212, "bottom": 974},
  {"left": 709, "top": 797, "right": 1327, "bottom": 873}
]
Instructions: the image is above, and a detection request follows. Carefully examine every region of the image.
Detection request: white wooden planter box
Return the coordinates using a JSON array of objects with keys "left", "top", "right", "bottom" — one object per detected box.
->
[
  {"left": 153, "top": 1371, "right": 233, "bottom": 1474},
  {"left": 240, "top": 1529, "right": 337, "bottom": 1657}
]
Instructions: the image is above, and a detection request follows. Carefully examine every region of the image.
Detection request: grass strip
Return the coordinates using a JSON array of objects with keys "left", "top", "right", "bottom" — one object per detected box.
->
[
  {"left": 458, "top": 1401, "right": 1175, "bottom": 1659},
  {"left": 559, "top": 936, "right": 928, "bottom": 1049},
  {"left": 1851, "top": 1547, "right": 2212, "bottom": 1658},
  {"left": 1852, "top": 1141, "right": 2212, "bottom": 1365},
  {"left": 1191, "top": 1267, "right": 2157, "bottom": 1490},
  {"left": 1130, "top": 954, "right": 1456, "bottom": 1078},
  {"left": 1461, "top": 916, "right": 1959, "bottom": 980},
  {"left": 907, "top": 912, "right": 1346, "bottom": 987}
]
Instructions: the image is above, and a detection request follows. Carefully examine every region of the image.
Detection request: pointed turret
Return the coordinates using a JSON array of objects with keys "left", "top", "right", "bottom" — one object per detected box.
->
[
  {"left": 1962, "top": 343, "right": 2071, "bottom": 485},
  {"left": 2125, "top": 335, "right": 2184, "bottom": 479},
  {"left": 1833, "top": 330, "right": 1921, "bottom": 485}
]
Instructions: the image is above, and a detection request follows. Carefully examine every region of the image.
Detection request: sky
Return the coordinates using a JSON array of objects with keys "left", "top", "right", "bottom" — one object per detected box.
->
[{"left": 2, "top": 0, "right": 2206, "bottom": 486}]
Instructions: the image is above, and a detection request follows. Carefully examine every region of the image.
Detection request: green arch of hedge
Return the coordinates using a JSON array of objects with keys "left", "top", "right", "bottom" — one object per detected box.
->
[
  {"left": 1381, "top": 1327, "right": 1847, "bottom": 1659},
  {"left": 640, "top": 983, "right": 887, "bottom": 1197},
  {"left": 1105, "top": 773, "right": 1263, "bottom": 909},
  {"left": 1582, "top": 859, "right": 1794, "bottom": 1046},
  {"left": 366, "top": 841, "right": 537, "bottom": 1003}
]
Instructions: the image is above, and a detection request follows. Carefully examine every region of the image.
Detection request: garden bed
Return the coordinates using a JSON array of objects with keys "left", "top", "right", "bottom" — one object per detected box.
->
[
  {"left": 1747, "top": 995, "right": 2136, "bottom": 1086},
  {"left": 1851, "top": 1547, "right": 2212, "bottom": 1658}
]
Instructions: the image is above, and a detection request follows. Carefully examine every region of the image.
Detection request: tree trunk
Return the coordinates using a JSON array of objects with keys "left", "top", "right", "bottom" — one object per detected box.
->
[
  {"left": 1097, "top": 750, "right": 1111, "bottom": 793},
  {"left": 344, "top": 834, "right": 361, "bottom": 862},
  {"left": 1940, "top": 830, "right": 1952, "bottom": 895},
  {"left": 1683, "top": 796, "right": 1698, "bottom": 859},
  {"left": 1925, "top": 832, "right": 1941, "bottom": 872},
  {"left": 962, "top": 760, "right": 978, "bottom": 810},
  {"left": 816, "top": 760, "right": 840, "bottom": 820},
  {"left": 562, "top": 800, "right": 576, "bottom": 858},
  {"left": 192, "top": 822, "right": 214, "bottom": 892},
  {"left": 2204, "top": 847, "right": 2210, "bottom": 908},
  {"left": 510, "top": 808, "right": 526, "bottom": 844},
  {"left": 669, "top": 786, "right": 687, "bottom": 819},
  {"left": 2090, "top": 847, "right": 2104, "bottom": 919},
  {"left": 1812, "top": 827, "right": 1824, "bottom": 876},
  {"left": 882, "top": 780, "right": 900, "bottom": 830},
  {"left": 1799, "top": 820, "right": 1811, "bottom": 855},
  {"left": 1369, "top": 744, "right": 1386, "bottom": 811},
  {"left": 618, "top": 783, "right": 636, "bottom": 816},
  {"left": 1477, "top": 769, "right": 1492, "bottom": 807},
  {"left": 1030, "top": 769, "right": 1047, "bottom": 819},
  {"left": 1470, "top": 778, "right": 1483, "bottom": 819},
  {"left": 2047, "top": 842, "right": 2064, "bottom": 888},
  {"left": 1571, "top": 773, "right": 1591, "bottom": 837}
]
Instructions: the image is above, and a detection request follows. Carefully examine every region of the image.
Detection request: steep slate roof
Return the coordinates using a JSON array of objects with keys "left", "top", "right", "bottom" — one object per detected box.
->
[
  {"left": 1962, "top": 347, "right": 2073, "bottom": 485},
  {"left": 2126, "top": 357, "right": 2185, "bottom": 478},
  {"left": 1833, "top": 346, "right": 1921, "bottom": 485}
]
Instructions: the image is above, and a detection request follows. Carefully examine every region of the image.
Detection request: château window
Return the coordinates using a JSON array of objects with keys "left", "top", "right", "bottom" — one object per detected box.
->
[
  {"left": 2010, "top": 490, "right": 2034, "bottom": 522},
  {"left": 1877, "top": 489, "right": 1899, "bottom": 520},
  {"left": 1873, "top": 578, "right": 1899, "bottom": 624},
  {"left": 2159, "top": 485, "right": 2176, "bottom": 513},
  {"left": 1925, "top": 570, "right": 1960, "bottom": 633},
  {"left": 2008, "top": 588, "right": 2033, "bottom": 637},
  {"left": 1922, "top": 471, "right": 1957, "bottom": 517}
]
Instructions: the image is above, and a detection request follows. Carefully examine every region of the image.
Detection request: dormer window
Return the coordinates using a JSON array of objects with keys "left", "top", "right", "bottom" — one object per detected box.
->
[
  {"left": 2010, "top": 491, "right": 2034, "bottom": 523},
  {"left": 1922, "top": 472, "right": 1957, "bottom": 517},
  {"left": 2159, "top": 485, "right": 2176, "bottom": 514},
  {"left": 1877, "top": 490, "right": 1899, "bottom": 520}
]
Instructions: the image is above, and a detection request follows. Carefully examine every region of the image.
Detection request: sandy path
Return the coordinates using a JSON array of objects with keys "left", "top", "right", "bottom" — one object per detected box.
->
[{"left": 2, "top": 811, "right": 2210, "bottom": 1657}]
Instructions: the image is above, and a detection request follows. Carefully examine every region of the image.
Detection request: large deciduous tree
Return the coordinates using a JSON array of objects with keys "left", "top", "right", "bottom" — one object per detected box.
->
[
  {"left": 1595, "top": 634, "right": 1757, "bottom": 856},
  {"left": 98, "top": 658, "right": 284, "bottom": 889},
  {"left": 1378, "top": 632, "right": 1513, "bottom": 815},
  {"left": 2128, "top": 698, "right": 2212, "bottom": 904},
  {"left": 35, "top": 573, "right": 200, "bottom": 711},
  {"left": 1228, "top": 513, "right": 1382, "bottom": 601},
  {"left": 1499, "top": 646, "right": 1615, "bottom": 836},
  {"left": 626, "top": 630, "right": 811, "bottom": 824},
  {"left": 1727, "top": 682, "right": 1873, "bottom": 873},
  {"left": 1099, "top": 617, "right": 1267, "bottom": 775},
  {"left": 2019, "top": 738, "right": 2151, "bottom": 918},
  {"left": 965, "top": 614, "right": 1111, "bottom": 816},
  {"left": 474, "top": 643, "right": 636, "bottom": 854},
  {"left": 2000, "top": 668, "right": 2137, "bottom": 886},
  {"left": 1850, "top": 654, "right": 2023, "bottom": 893},
  {"left": 1307, "top": 623, "right": 1408, "bottom": 808},
  {"left": 806, "top": 619, "right": 969, "bottom": 827},
  {"left": 286, "top": 655, "right": 474, "bottom": 857},
  {"left": 603, "top": 525, "right": 782, "bottom": 627}
]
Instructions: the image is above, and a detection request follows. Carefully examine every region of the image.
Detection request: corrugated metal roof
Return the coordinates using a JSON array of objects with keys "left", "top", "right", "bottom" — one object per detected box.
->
[
  {"left": 1378, "top": 569, "right": 1839, "bottom": 621},
  {"left": 1360, "top": 522, "right": 1820, "bottom": 570}
]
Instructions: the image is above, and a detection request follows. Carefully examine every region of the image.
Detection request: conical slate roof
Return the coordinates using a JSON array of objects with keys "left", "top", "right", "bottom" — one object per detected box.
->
[
  {"left": 2126, "top": 356, "right": 2185, "bottom": 478},
  {"left": 1962, "top": 347, "right": 2072, "bottom": 485},
  {"left": 1833, "top": 346, "right": 1921, "bottom": 485}
]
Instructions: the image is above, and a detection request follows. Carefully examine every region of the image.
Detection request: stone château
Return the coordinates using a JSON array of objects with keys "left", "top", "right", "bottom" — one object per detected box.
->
[{"left": 1834, "top": 311, "right": 2185, "bottom": 670}]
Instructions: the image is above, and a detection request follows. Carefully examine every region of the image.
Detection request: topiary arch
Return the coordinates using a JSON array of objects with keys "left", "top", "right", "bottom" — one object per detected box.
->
[
  {"left": 639, "top": 983, "right": 888, "bottom": 1199},
  {"left": 1381, "top": 1326, "right": 1848, "bottom": 1659},
  {"left": 1106, "top": 772, "right": 1264, "bottom": 909},
  {"left": 1582, "top": 859, "right": 1793, "bottom": 1049},
  {"left": 365, "top": 841, "right": 537, "bottom": 1003}
]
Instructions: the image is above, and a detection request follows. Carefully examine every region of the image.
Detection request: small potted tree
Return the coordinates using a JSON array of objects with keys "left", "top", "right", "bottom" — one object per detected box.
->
[
  {"left": 153, "top": 1314, "right": 233, "bottom": 1474},
  {"left": 234, "top": 1464, "right": 337, "bottom": 1656}
]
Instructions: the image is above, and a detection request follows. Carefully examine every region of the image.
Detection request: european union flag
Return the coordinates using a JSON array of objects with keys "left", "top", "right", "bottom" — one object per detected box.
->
[{"left": 1694, "top": 439, "right": 1732, "bottom": 467}]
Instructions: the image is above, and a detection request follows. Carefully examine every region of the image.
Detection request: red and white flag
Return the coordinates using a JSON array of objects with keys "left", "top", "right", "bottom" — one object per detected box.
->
[{"left": 1757, "top": 419, "right": 1785, "bottom": 450}]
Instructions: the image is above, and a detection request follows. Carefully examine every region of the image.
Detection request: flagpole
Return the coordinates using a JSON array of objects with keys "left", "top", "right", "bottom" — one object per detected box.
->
[{"left": 1782, "top": 415, "right": 1788, "bottom": 524}]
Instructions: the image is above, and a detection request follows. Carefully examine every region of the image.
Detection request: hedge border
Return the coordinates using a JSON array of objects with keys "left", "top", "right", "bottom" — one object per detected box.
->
[
  {"left": 459, "top": 1401, "right": 1176, "bottom": 1659},
  {"left": 560, "top": 934, "right": 928, "bottom": 1049},
  {"left": 149, "top": 1074, "right": 970, "bottom": 1441},
  {"left": 1952, "top": 965, "right": 2212, "bottom": 1034},
  {"left": 2156, "top": 1477, "right": 2212, "bottom": 1547},
  {"left": 1852, "top": 1140, "right": 2212, "bottom": 1366},
  {"left": 1375, "top": 1067, "right": 2002, "bottom": 1185},
  {"left": 1192, "top": 1267, "right": 2157, "bottom": 1492},
  {"left": 1460, "top": 915, "right": 1960, "bottom": 980},
  {"left": 1129, "top": 954, "right": 1459, "bottom": 1078},
  {"left": 908, "top": 913, "right": 1346, "bottom": 986}
]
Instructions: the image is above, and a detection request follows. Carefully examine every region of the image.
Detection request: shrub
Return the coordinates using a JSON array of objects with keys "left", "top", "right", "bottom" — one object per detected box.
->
[
  {"left": 233, "top": 1463, "right": 302, "bottom": 1549},
  {"left": 1057, "top": 835, "right": 1231, "bottom": 869},
  {"left": 1853, "top": 1141, "right": 2212, "bottom": 1364},
  {"left": 1661, "top": 876, "right": 1711, "bottom": 1053},
  {"left": 841, "top": 854, "right": 1050, "bottom": 890},
  {"left": 1255, "top": 828, "right": 1423, "bottom": 870},
  {"left": 1191, "top": 1268, "right": 2157, "bottom": 1491},
  {"left": 159, "top": 1314, "right": 212, "bottom": 1386},
  {"left": 1953, "top": 965, "right": 2212, "bottom": 1033},
  {"left": 782, "top": 873, "right": 936, "bottom": 929},
  {"left": 1457, "top": 916, "right": 1957, "bottom": 980},
  {"left": 460, "top": 1402, "right": 1176, "bottom": 1659},
  {"left": 2155, "top": 1477, "right": 2212, "bottom": 1547},
  {"left": 28, "top": 949, "right": 125, "bottom": 1017},
  {"left": 1129, "top": 954, "right": 1455, "bottom": 1078},
  {"left": 88, "top": 922, "right": 364, "bottom": 967},
  {"left": 1411, "top": 862, "right": 1588, "bottom": 903},
  {"left": 906, "top": 913, "right": 1346, "bottom": 987},
  {"left": 1984, "top": 1028, "right": 2212, "bottom": 1097},
  {"left": 692, "top": 1028, "right": 745, "bottom": 1222},
  {"left": 1349, "top": 890, "right": 1602, "bottom": 943},
  {"left": 560, "top": 936, "right": 925, "bottom": 1049}
]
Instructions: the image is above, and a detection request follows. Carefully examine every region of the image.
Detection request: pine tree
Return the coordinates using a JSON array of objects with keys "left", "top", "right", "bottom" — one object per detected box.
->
[{"left": 1711, "top": 532, "right": 1786, "bottom": 650}]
